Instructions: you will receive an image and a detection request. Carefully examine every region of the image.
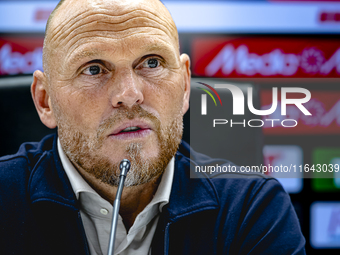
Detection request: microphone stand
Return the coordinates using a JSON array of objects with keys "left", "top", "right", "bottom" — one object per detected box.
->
[{"left": 107, "top": 159, "right": 131, "bottom": 255}]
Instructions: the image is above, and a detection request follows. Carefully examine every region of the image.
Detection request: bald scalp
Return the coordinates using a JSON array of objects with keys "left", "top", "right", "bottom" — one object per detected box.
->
[
  {"left": 43, "top": 0, "right": 66, "bottom": 76},
  {"left": 45, "top": 0, "right": 66, "bottom": 33},
  {"left": 43, "top": 0, "right": 179, "bottom": 78}
]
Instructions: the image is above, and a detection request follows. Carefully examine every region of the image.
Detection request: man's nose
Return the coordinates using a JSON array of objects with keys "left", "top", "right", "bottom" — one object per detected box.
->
[{"left": 110, "top": 69, "right": 144, "bottom": 108}]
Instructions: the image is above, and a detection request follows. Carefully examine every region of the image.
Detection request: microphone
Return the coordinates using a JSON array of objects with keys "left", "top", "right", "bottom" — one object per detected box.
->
[{"left": 107, "top": 159, "right": 131, "bottom": 255}]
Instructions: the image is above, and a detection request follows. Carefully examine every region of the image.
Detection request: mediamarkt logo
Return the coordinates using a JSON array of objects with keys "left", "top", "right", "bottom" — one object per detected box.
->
[
  {"left": 205, "top": 45, "right": 340, "bottom": 77},
  {"left": 0, "top": 44, "right": 43, "bottom": 75},
  {"left": 198, "top": 82, "right": 311, "bottom": 128}
]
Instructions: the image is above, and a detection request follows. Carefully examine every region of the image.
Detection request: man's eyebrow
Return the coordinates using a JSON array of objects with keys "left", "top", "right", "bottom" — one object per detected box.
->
[
  {"left": 145, "top": 44, "right": 166, "bottom": 51},
  {"left": 67, "top": 49, "right": 102, "bottom": 63},
  {"left": 142, "top": 43, "right": 177, "bottom": 56},
  {"left": 66, "top": 41, "right": 176, "bottom": 65}
]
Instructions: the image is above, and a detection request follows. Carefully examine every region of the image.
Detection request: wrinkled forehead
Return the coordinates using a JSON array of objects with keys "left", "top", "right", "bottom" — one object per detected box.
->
[{"left": 46, "top": 0, "right": 179, "bottom": 52}]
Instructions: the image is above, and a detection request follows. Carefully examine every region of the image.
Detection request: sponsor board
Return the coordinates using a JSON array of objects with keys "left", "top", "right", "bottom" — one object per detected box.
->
[
  {"left": 311, "top": 202, "right": 340, "bottom": 248},
  {"left": 0, "top": 37, "right": 44, "bottom": 75},
  {"left": 261, "top": 90, "right": 340, "bottom": 135},
  {"left": 312, "top": 148, "right": 340, "bottom": 192},
  {"left": 193, "top": 37, "right": 340, "bottom": 78},
  {"left": 263, "top": 145, "right": 303, "bottom": 193}
]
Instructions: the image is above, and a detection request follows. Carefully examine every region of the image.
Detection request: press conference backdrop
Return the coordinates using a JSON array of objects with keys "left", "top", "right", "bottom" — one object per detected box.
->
[{"left": 0, "top": 77, "right": 56, "bottom": 156}]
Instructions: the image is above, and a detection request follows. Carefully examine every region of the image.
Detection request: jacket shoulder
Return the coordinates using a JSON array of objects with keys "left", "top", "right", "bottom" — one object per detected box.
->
[
  {"left": 178, "top": 140, "right": 287, "bottom": 208},
  {"left": 0, "top": 134, "right": 56, "bottom": 186},
  {"left": 176, "top": 141, "right": 305, "bottom": 254}
]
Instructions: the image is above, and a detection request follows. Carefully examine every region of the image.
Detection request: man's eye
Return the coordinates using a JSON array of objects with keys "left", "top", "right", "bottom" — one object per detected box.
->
[
  {"left": 143, "top": 58, "right": 160, "bottom": 68},
  {"left": 83, "top": 65, "right": 102, "bottom": 75}
]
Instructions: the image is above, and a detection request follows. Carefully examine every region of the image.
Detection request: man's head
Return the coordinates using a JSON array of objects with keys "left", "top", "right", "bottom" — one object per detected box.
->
[{"left": 31, "top": 0, "right": 191, "bottom": 187}]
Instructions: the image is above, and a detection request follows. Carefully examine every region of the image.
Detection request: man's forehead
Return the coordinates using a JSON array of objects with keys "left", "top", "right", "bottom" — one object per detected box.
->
[
  {"left": 48, "top": 0, "right": 176, "bottom": 37},
  {"left": 53, "top": 0, "right": 166, "bottom": 17},
  {"left": 44, "top": 0, "right": 179, "bottom": 69}
]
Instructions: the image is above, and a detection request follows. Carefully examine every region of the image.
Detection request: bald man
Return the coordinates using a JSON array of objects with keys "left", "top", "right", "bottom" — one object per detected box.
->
[{"left": 0, "top": 0, "right": 305, "bottom": 254}]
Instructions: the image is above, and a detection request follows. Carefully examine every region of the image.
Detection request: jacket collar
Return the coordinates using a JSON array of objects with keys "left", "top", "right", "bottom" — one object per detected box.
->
[
  {"left": 28, "top": 134, "right": 219, "bottom": 217},
  {"left": 28, "top": 134, "right": 79, "bottom": 211},
  {"left": 162, "top": 142, "right": 220, "bottom": 221}
]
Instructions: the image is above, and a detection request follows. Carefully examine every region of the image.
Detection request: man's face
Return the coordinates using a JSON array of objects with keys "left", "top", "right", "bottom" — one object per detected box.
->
[{"left": 42, "top": 0, "right": 190, "bottom": 186}]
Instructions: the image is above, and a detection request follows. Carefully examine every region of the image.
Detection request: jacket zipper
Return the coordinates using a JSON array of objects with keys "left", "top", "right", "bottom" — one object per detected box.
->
[
  {"left": 163, "top": 222, "right": 172, "bottom": 255},
  {"left": 77, "top": 211, "right": 91, "bottom": 255}
]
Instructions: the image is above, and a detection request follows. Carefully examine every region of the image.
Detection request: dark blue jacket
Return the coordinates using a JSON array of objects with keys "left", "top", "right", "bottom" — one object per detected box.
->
[{"left": 0, "top": 134, "right": 305, "bottom": 254}]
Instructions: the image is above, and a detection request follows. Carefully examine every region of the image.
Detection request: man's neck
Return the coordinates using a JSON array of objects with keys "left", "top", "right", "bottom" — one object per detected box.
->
[{"left": 74, "top": 165, "right": 162, "bottom": 231}]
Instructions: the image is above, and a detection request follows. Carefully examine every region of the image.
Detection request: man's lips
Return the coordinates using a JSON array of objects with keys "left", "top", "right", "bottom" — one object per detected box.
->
[{"left": 109, "top": 120, "right": 153, "bottom": 139}]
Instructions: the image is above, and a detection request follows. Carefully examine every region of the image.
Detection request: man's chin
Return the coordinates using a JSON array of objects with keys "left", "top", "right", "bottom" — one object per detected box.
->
[
  {"left": 93, "top": 155, "right": 166, "bottom": 187},
  {"left": 104, "top": 133, "right": 159, "bottom": 152},
  {"left": 59, "top": 109, "right": 183, "bottom": 187},
  {"left": 99, "top": 140, "right": 160, "bottom": 163}
]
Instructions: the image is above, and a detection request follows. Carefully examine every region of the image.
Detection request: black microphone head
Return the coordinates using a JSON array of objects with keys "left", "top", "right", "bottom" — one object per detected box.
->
[{"left": 119, "top": 159, "right": 131, "bottom": 176}]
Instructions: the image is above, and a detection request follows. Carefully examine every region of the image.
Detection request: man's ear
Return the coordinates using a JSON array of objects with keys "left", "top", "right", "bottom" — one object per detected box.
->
[
  {"left": 31, "top": 70, "right": 57, "bottom": 129},
  {"left": 180, "top": 53, "right": 191, "bottom": 115}
]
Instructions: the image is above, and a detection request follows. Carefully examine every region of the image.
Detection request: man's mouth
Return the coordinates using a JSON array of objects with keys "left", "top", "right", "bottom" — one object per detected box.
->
[
  {"left": 110, "top": 122, "right": 153, "bottom": 140},
  {"left": 120, "top": 126, "right": 142, "bottom": 133}
]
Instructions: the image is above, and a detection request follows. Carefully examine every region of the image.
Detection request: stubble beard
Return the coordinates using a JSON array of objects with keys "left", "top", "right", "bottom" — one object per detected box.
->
[{"left": 56, "top": 104, "right": 183, "bottom": 187}]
